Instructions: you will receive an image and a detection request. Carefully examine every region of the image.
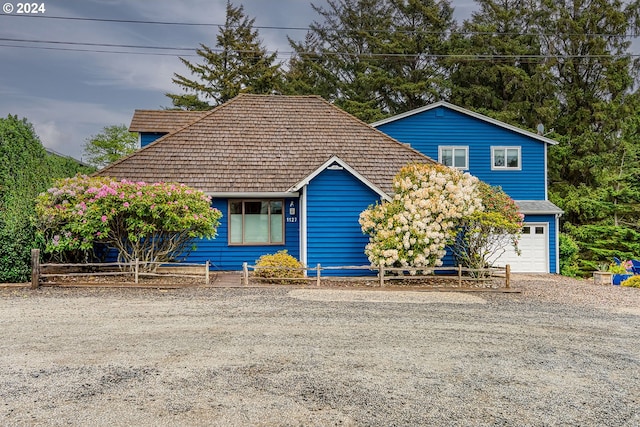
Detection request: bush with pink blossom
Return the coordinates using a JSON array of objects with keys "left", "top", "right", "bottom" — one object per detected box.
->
[{"left": 35, "top": 175, "right": 221, "bottom": 270}]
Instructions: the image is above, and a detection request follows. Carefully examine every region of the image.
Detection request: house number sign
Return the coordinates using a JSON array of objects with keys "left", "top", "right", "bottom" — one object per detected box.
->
[{"left": 287, "top": 201, "right": 298, "bottom": 222}]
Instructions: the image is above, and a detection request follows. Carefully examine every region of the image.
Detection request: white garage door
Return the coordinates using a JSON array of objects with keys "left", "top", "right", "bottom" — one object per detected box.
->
[{"left": 493, "top": 223, "right": 548, "bottom": 273}]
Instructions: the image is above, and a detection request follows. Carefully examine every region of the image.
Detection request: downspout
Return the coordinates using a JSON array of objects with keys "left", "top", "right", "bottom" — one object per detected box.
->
[
  {"left": 555, "top": 214, "right": 561, "bottom": 274},
  {"left": 300, "top": 185, "right": 308, "bottom": 276}
]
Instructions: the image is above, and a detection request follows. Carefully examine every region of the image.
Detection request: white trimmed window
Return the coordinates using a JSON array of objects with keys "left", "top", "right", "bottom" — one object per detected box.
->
[
  {"left": 492, "top": 146, "right": 521, "bottom": 170},
  {"left": 229, "top": 200, "right": 284, "bottom": 245},
  {"left": 438, "top": 146, "right": 468, "bottom": 169}
]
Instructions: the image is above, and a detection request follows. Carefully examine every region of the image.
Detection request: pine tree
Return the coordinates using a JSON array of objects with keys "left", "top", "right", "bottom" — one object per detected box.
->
[
  {"left": 166, "top": 1, "right": 283, "bottom": 110},
  {"left": 285, "top": 0, "right": 456, "bottom": 121},
  {"left": 383, "top": 0, "right": 455, "bottom": 113},
  {"left": 447, "top": 0, "right": 557, "bottom": 130}
]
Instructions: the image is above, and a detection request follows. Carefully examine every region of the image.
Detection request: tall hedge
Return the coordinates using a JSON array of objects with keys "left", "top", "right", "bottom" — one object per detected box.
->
[{"left": 0, "top": 115, "right": 93, "bottom": 282}]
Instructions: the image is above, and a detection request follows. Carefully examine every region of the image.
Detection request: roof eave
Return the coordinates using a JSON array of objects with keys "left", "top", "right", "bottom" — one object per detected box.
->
[{"left": 206, "top": 191, "right": 300, "bottom": 198}]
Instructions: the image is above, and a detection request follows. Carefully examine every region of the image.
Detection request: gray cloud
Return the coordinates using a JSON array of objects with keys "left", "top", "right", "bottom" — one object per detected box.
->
[{"left": 1, "top": 0, "right": 472, "bottom": 161}]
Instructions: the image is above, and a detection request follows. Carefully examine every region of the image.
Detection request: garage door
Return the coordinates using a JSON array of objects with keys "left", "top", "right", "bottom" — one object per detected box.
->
[{"left": 493, "top": 223, "right": 548, "bottom": 273}]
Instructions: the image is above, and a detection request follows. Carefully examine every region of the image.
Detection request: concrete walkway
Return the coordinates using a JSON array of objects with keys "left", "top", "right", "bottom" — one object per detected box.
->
[{"left": 209, "top": 272, "right": 243, "bottom": 287}]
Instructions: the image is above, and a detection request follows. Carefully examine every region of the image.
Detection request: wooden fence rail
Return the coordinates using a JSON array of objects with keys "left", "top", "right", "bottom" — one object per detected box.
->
[
  {"left": 242, "top": 261, "right": 511, "bottom": 288},
  {"left": 30, "top": 249, "right": 210, "bottom": 288}
]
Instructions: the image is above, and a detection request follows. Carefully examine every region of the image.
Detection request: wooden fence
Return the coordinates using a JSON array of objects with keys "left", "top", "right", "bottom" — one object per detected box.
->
[
  {"left": 30, "top": 249, "right": 211, "bottom": 288},
  {"left": 242, "top": 262, "right": 511, "bottom": 288}
]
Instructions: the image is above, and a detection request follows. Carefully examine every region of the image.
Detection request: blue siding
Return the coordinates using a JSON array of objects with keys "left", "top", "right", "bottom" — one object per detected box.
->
[
  {"left": 140, "top": 132, "right": 167, "bottom": 147},
  {"left": 376, "top": 106, "right": 547, "bottom": 200},
  {"left": 181, "top": 198, "right": 300, "bottom": 271},
  {"left": 306, "top": 168, "right": 380, "bottom": 276}
]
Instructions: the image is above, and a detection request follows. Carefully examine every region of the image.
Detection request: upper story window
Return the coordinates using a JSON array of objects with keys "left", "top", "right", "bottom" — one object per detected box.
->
[
  {"left": 492, "top": 147, "right": 521, "bottom": 170},
  {"left": 229, "top": 200, "right": 284, "bottom": 245},
  {"left": 438, "top": 146, "right": 468, "bottom": 169}
]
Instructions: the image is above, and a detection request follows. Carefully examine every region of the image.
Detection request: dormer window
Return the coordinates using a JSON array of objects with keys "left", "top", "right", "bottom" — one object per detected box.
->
[
  {"left": 438, "top": 146, "right": 468, "bottom": 170},
  {"left": 492, "top": 147, "right": 521, "bottom": 170}
]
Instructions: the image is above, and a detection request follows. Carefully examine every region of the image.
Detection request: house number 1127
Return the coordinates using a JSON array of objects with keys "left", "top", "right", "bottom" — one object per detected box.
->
[{"left": 286, "top": 217, "right": 298, "bottom": 223}]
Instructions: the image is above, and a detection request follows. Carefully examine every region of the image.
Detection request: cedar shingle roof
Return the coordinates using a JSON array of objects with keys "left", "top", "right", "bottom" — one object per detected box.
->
[
  {"left": 99, "top": 94, "right": 434, "bottom": 195},
  {"left": 128, "top": 110, "right": 208, "bottom": 133}
]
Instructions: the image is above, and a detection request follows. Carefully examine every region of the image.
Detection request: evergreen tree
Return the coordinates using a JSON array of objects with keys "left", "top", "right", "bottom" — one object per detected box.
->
[
  {"left": 288, "top": 0, "right": 394, "bottom": 122},
  {"left": 447, "top": 0, "right": 557, "bottom": 130},
  {"left": 540, "top": 0, "right": 640, "bottom": 272},
  {"left": 285, "top": 0, "right": 456, "bottom": 121},
  {"left": 166, "top": 1, "right": 283, "bottom": 110},
  {"left": 536, "top": 0, "right": 637, "bottom": 138},
  {"left": 542, "top": 0, "right": 640, "bottom": 221}
]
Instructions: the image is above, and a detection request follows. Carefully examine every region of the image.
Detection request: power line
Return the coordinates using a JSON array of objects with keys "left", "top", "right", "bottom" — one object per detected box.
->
[
  {"left": 0, "top": 37, "right": 194, "bottom": 51},
  {"left": 0, "top": 43, "right": 198, "bottom": 56},
  {"left": 1, "top": 39, "right": 638, "bottom": 61},
  {"left": 2, "top": 13, "right": 639, "bottom": 38},
  {"left": 0, "top": 13, "right": 309, "bottom": 31}
]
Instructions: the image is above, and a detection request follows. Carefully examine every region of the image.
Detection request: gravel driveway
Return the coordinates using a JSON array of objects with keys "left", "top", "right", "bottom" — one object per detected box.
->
[{"left": 1, "top": 275, "right": 639, "bottom": 426}]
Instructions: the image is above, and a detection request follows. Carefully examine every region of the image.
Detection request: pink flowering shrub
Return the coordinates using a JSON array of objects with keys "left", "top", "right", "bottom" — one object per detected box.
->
[
  {"left": 359, "top": 163, "right": 482, "bottom": 271},
  {"left": 35, "top": 175, "right": 222, "bottom": 270}
]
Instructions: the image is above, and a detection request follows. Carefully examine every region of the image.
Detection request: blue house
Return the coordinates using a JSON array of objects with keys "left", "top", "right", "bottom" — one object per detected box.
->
[
  {"left": 371, "top": 101, "right": 563, "bottom": 273},
  {"left": 100, "top": 94, "right": 431, "bottom": 274}
]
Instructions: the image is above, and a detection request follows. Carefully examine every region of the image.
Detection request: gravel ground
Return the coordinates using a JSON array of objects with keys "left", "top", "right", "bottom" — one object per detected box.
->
[{"left": 1, "top": 275, "right": 639, "bottom": 426}]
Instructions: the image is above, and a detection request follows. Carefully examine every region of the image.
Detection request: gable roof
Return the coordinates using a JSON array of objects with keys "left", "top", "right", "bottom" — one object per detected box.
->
[
  {"left": 371, "top": 101, "right": 558, "bottom": 146},
  {"left": 98, "top": 94, "right": 433, "bottom": 195},
  {"left": 128, "top": 110, "right": 209, "bottom": 133},
  {"left": 289, "top": 156, "right": 392, "bottom": 201}
]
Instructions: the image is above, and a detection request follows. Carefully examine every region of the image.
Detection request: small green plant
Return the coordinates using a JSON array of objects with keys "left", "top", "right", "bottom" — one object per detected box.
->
[
  {"left": 621, "top": 275, "right": 640, "bottom": 288},
  {"left": 254, "top": 250, "right": 304, "bottom": 284},
  {"left": 609, "top": 263, "right": 629, "bottom": 274}
]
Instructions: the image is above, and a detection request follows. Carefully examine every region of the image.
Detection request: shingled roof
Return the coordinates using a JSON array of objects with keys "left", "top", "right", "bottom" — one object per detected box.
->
[
  {"left": 128, "top": 110, "right": 208, "bottom": 133},
  {"left": 99, "top": 94, "right": 434, "bottom": 195}
]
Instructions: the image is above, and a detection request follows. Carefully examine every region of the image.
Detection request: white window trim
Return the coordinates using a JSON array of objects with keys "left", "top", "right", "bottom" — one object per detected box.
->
[
  {"left": 491, "top": 146, "right": 522, "bottom": 171},
  {"left": 438, "top": 146, "right": 469, "bottom": 170}
]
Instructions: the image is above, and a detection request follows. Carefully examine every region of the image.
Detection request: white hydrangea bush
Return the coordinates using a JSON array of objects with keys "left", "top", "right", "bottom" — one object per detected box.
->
[{"left": 359, "top": 163, "right": 482, "bottom": 270}]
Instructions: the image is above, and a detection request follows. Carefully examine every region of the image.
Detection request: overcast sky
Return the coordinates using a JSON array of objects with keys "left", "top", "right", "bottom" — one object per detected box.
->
[{"left": 0, "top": 0, "right": 477, "bottom": 161}]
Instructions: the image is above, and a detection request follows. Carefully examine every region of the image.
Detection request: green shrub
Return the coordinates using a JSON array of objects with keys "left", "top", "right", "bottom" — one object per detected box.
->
[
  {"left": 621, "top": 275, "right": 640, "bottom": 288},
  {"left": 254, "top": 250, "right": 304, "bottom": 284},
  {"left": 559, "top": 234, "right": 580, "bottom": 277}
]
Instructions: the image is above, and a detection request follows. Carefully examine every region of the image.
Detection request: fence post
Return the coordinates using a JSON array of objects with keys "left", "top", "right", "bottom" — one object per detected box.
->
[
  {"left": 458, "top": 264, "right": 462, "bottom": 287},
  {"left": 134, "top": 258, "right": 139, "bottom": 284},
  {"left": 379, "top": 266, "right": 385, "bottom": 287},
  {"left": 505, "top": 264, "right": 511, "bottom": 289},
  {"left": 242, "top": 262, "right": 249, "bottom": 286},
  {"left": 205, "top": 260, "right": 210, "bottom": 285},
  {"left": 31, "top": 249, "right": 40, "bottom": 289},
  {"left": 316, "top": 264, "right": 321, "bottom": 286}
]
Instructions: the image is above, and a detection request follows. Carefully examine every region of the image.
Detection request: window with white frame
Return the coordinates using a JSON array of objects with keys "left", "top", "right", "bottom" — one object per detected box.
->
[
  {"left": 438, "top": 146, "right": 468, "bottom": 169},
  {"left": 492, "top": 147, "right": 521, "bottom": 170},
  {"left": 229, "top": 200, "right": 284, "bottom": 245}
]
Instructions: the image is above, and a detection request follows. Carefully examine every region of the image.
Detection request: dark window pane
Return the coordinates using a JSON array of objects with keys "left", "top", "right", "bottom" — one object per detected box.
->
[
  {"left": 441, "top": 148, "right": 453, "bottom": 166},
  {"left": 494, "top": 149, "right": 505, "bottom": 167},
  {"left": 507, "top": 149, "right": 519, "bottom": 168}
]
